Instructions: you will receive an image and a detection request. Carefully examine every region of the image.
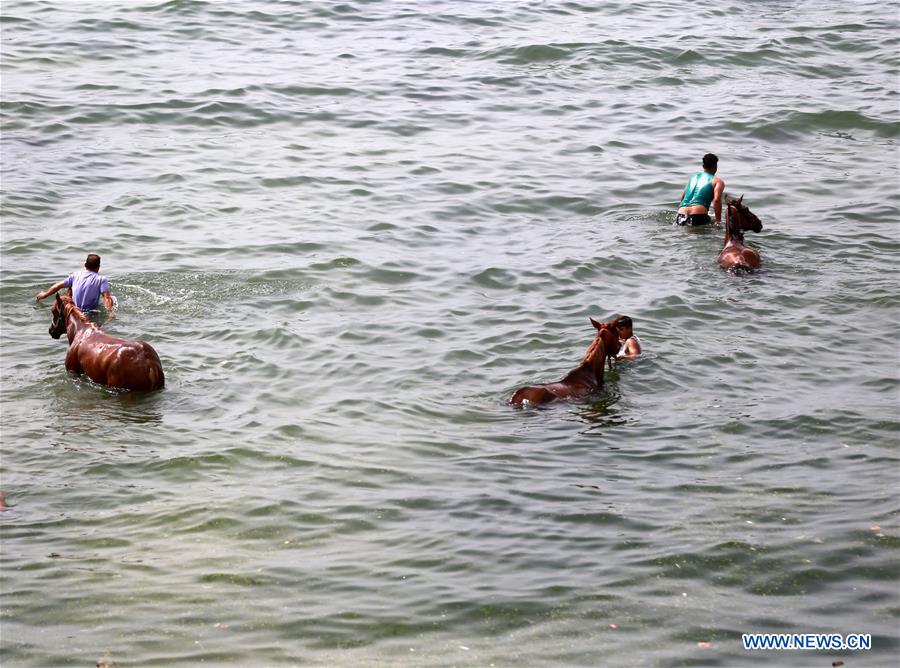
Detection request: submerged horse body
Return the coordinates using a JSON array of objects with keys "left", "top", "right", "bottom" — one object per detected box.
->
[
  {"left": 509, "top": 317, "right": 620, "bottom": 407},
  {"left": 49, "top": 294, "right": 164, "bottom": 391},
  {"left": 718, "top": 195, "right": 763, "bottom": 272}
]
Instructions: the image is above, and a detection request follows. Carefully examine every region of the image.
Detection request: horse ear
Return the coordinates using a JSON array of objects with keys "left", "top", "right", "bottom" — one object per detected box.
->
[
  {"left": 55, "top": 293, "right": 61, "bottom": 305},
  {"left": 610, "top": 314, "right": 621, "bottom": 327},
  {"left": 738, "top": 194, "right": 744, "bottom": 205},
  {"left": 590, "top": 317, "right": 602, "bottom": 330}
]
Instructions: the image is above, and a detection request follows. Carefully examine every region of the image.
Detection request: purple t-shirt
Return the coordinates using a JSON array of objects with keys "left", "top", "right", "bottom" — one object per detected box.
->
[{"left": 63, "top": 270, "right": 109, "bottom": 311}]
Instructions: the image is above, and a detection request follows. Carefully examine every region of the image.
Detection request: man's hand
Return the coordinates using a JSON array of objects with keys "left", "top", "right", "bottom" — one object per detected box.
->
[
  {"left": 35, "top": 282, "right": 64, "bottom": 301},
  {"left": 102, "top": 291, "right": 116, "bottom": 320}
]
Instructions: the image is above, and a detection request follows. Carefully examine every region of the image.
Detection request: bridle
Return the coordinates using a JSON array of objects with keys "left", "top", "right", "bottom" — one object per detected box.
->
[
  {"left": 597, "top": 324, "right": 620, "bottom": 366},
  {"left": 49, "top": 295, "right": 70, "bottom": 339}
]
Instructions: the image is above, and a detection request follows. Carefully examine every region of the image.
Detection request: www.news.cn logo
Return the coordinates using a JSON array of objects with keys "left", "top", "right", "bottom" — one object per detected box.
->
[{"left": 742, "top": 633, "right": 872, "bottom": 651}]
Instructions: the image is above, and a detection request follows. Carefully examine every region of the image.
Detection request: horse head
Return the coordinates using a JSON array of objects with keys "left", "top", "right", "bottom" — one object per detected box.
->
[
  {"left": 587, "top": 316, "right": 621, "bottom": 369},
  {"left": 49, "top": 293, "right": 67, "bottom": 339},
  {"left": 726, "top": 194, "right": 762, "bottom": 234}
]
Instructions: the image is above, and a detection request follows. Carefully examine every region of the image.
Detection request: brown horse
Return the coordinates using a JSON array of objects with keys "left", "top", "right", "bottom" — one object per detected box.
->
[
  {"left": 509, "top": 316, "right": 620, "bottom": 407},
  {"left": 48, "top": 294, "right": 164, "bottom": 391},
  {"left": 718, "top": 195, "right": 763, "bottom": 271}
]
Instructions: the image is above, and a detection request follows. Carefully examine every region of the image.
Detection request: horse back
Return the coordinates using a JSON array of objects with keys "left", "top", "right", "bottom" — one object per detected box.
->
[
  {"left": 509, "top": 385, "right": 556, "bottom": 406},
  {"left": 74, "top": 331, "right": 165, "bottom": 391},
  {"left": 719, "top": 243, "right": 760, "bottom": 271},
  {"left": 107, "top": 340, "right": 165, "bottom": 391},
  {"left": 509, "top": 381, "right": 588, "bottom": 406}
]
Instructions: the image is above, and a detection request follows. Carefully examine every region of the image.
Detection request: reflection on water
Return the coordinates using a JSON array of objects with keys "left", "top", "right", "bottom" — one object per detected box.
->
[
  {"left": 569, "top": 382, "right": 626, "bottom": 427},
  {"left": 47, "top": 376, "right": 164, "bottom": 439}
]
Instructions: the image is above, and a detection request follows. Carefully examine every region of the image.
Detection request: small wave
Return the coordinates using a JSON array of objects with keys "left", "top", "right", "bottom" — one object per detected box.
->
[
  {"left": 141, "top": 0, "right": 215, "bottom": 16},
  {"left": 71, "top": 17, "right": 149, "bottom": 33},
  {"left": 489, "top": 193, "right": 603, "bottom": 216},
  {"left": 739, "top": 109, "right": 899, "bottom": 142},
  {"left": 483, "top": 43, "right": 581, "bottom": 65},
  {"left": 471, "top": 267, "right": 518, "bottom": 291},
  {"left": 116, "top": 283, "right": 174, "bottom": 308}
]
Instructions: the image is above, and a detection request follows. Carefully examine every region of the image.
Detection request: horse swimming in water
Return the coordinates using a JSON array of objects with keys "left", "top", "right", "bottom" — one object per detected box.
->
[
  {"left": 48, "top": 293, "right": 164, "bottom": 391},
  {"left": 509, "top": 316, "right": 620, "bottom": 407},
  {"left": 718, "top": 195, "right": 763, "bottom": 272}
]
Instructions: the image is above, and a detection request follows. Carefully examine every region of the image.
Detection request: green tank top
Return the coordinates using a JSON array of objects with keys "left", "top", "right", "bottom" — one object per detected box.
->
[{"left": 679, "top": 171, "right": 715, "bottom": 209}]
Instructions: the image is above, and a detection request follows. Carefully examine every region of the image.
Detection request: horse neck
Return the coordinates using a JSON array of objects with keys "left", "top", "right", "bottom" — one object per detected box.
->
[
  {"left": 724, "top": 208, "right": 743, "bottom": 247},
  {"left": 64, "top": 303, "right": 96, "bottom": 343},
  {"left": 587, "top": 348, "right": 606, "bottom": 386},
  {"left": 570, "top": 336, "right": 607, "bottom": 387}
]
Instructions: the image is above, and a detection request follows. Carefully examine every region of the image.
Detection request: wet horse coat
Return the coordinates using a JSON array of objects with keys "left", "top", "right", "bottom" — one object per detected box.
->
[
  {"left": 49, "top": 294, "right": 164, "bottom": 391},
  {"left": 718, "top": 195, "right": 763, "bottom": 271},
  {"left": 509, "top": 317, "right": 620, "bottom": 407}
]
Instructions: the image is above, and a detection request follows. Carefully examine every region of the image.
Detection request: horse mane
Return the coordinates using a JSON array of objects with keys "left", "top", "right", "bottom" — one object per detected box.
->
[
  {"left": 60, "top": 294, "right": 93, "bottom": 325},
  {"left": 580, "top": 328, "right": 612, "bottom": 365},
  {"left": 580, "top": 335, "right": 601, "bottom": 365},
  {"left": 580, "top": 316, "right": 621, "bottom": 363},
  {"left": 726, "top": 203, "right": 744, "bottom": 243}
]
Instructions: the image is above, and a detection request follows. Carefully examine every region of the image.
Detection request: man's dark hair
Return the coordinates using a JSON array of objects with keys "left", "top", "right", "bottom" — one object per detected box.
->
[
  {"left": 85, "top": 254, "right": 101, "bottom": 271},
  {"left": 702, "top": 153, "right": 718, "bottom": 170},
  {"left": 619, "top": 316, "right": 633, "bottom": 328}
]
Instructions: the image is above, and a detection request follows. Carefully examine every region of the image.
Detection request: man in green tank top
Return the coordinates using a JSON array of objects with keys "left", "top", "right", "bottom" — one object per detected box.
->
[{"left": 676, "top": 153, "right": 725, "bottom": 226}]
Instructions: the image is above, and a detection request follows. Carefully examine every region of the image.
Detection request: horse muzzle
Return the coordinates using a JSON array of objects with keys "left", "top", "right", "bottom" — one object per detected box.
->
[{"left": 49, "top": 325, "right": 62, "bottom": 339}]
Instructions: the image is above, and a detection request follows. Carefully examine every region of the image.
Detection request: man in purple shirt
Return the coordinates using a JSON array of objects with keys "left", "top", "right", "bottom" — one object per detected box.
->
[{"left": 36, "top": 253, "right": 115, "bottom": 317}]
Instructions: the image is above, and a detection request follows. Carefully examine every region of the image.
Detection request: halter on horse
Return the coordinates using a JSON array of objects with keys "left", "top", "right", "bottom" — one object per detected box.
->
[
  {"left": 49, "top": 294, "right": 164, "bottom": 391},
  {"left": 509, "top": 316, "right": 621, "bottom": 407},
  {"left": 718, "top": 195, "right": 763, "bottom": 272}
]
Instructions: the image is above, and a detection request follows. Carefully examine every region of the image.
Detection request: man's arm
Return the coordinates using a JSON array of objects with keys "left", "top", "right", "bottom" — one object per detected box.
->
[
  {"left": 102, "top": 290, "right": 116, "bottom": 319},
  {"left": 712, "top": 177, "right": 725, "bottom": 224},
  {"left": 617, "top": 338, "right": 642, "bottom": 361},
  {"left": 35, "top": 281, "right": 67, "bottom": 301}
]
